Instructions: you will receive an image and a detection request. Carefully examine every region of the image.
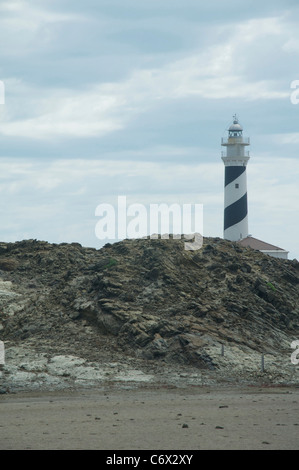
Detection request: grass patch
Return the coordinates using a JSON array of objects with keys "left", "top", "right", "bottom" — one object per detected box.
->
[
  {"left": 266, "top": 281, "right": 276, "bottom": 291},
  {"left": 103, "top": 258, "right": 117, "bottom": 270}
]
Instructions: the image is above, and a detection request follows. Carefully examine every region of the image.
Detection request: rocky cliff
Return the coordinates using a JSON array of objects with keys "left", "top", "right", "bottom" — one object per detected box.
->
[{"left": 0, "top": 236, "right": 299, "bottom": 392}]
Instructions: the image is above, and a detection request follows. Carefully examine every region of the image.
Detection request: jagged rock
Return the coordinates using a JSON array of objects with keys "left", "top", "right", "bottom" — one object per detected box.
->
[{"left": 0, "top": 236, "right": 298, "bottom": 391}]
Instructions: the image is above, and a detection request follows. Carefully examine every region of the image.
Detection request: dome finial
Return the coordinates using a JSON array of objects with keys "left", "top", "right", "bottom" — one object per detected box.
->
[{"left": 228, "top": 115, "right": 243, "bottom": 133}]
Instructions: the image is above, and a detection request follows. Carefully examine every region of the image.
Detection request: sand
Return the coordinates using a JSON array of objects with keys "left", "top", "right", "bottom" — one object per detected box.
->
[{"left": 0, "top": 385, "right": 298, "bottom": 450}]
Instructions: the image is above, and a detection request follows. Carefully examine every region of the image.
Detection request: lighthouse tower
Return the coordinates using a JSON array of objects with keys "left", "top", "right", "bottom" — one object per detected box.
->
[{"left": 221, "top": 115, "right": 250, "bottom": 241}]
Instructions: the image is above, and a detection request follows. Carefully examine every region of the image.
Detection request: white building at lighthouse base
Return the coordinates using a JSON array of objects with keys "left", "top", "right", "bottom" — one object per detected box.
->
[{"left": 238, "top": 236, "right": 289, "bottom": 259}]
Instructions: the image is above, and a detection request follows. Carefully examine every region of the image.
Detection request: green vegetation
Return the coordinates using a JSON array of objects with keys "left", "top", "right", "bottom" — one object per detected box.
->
[
  {"left": 266, "top": 281, "right": 276, "bottom": 291},
  {"left": 104, "top": 258, "right": 117, "bottom": 270}
]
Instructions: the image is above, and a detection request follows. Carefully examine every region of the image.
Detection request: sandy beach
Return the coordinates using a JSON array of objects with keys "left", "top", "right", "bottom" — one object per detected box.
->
[{"left": 0, "top": 385, "right": 298, "bottom": 450}]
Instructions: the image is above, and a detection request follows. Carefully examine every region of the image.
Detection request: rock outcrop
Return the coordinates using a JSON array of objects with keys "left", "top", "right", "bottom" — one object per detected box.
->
[{"left": 0, "top": 236, "right": 298, "bottom": 391}]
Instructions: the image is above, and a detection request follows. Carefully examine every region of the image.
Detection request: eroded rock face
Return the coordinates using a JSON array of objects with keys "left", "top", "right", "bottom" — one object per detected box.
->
[{"left": 0, "top": 237, "right": 298, "bottom": 391}]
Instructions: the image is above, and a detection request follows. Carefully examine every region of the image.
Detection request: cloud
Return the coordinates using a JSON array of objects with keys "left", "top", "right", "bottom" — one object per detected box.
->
[
  {"left": 0, "top": 155, "right": 298, "bottom": 255},
  {"left": 0, "top": 15, "right": 290, "bottom": 141},
  {"left": 0, "top": 1, "right": 298, "bottom": 260},
  {"left": 0, "top": 0, "right": 81, "bottom": 38},
  {"left": 0, "top": 4, "right": 294, "bottom": 141},
  {"left": 272, "top": 133, "right": 299, "bottom": 144},
  {"left": 248, "top": 157, "right": 299, "bottom": 211},
  {"left": 0, "top": 2, "right": 93, "bottom": 95}
]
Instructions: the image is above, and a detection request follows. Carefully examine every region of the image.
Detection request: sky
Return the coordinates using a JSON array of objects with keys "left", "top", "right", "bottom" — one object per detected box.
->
[{"left": 0, "top": 0, "right": 299, "bottom": 259}]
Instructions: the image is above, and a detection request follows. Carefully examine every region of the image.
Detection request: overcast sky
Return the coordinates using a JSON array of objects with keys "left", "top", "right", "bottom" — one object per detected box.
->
[{"left": 0, "top": 0, "right": 299, "bottom": 259}]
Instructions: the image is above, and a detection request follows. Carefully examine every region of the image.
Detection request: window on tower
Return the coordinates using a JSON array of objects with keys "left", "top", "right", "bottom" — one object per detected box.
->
[{"left": 235, "top": 183, "right": 239, "bottom": 188}]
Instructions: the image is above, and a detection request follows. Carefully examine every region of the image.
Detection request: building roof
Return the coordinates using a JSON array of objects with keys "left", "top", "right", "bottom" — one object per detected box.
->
[{"left": 238, "top": 236, "right": 288, "bottom": 252}]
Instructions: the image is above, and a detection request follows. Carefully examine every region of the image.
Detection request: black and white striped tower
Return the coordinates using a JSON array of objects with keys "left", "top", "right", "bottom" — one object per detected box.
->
[{"left": 221, "top": 115, "right": 250, "bottom": 241}]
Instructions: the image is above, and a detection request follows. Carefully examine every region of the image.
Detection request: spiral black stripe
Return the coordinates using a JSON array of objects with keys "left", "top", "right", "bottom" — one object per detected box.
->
[
  {"left": 225, "top": 166, "right": 245, "bottom": 186},
  {"left": 224, "top": 192, "right": 248, "bottom": 231}
]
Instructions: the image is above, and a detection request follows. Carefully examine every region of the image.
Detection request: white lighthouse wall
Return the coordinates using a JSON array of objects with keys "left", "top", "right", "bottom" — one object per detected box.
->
[
  {"left": 225, "top": 144, "right": 246, "bottom": 158},
  {"left": 224, "top": 215, "right": 248, "bottom": 241},
  {"left": 224, "top": 171, "right": 247, "bottom": 208}
]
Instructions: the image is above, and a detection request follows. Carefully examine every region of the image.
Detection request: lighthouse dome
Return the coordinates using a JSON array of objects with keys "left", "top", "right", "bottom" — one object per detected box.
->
[{"left": 228, "top": 121, "right": 243, "bottom": 132}]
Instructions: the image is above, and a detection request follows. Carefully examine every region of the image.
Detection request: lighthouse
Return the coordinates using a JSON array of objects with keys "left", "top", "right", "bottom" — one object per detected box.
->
[{"left": 221, "top": 115, "right": 250, "bottom": 241}]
